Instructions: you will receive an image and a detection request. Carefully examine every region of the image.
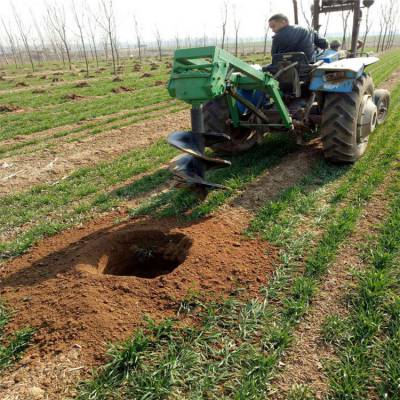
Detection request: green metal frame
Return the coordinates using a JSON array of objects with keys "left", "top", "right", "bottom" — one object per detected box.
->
[{"left": 167, "top": 46, "right": 293, "bottom": 130}]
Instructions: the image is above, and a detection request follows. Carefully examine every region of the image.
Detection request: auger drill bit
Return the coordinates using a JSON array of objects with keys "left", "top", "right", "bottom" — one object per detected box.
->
[{"left": 167, "top": 105, "right": 231, "bottom": 194}]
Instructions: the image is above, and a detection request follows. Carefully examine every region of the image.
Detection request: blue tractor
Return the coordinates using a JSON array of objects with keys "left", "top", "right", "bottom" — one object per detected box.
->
[{"left": 166, "top": 0, "right": 390, "bottom": 193}]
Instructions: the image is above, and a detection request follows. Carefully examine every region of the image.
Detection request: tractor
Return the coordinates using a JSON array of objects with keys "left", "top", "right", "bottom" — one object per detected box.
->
[{"left": 166, "top": 0, "right": 390, "bottom": 194}]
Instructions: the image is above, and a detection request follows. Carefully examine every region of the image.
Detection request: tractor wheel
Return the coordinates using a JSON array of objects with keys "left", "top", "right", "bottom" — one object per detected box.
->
[
  {"left": 373, "top": 89, "right": 390, "bottom": 125},
  {"left": 321, "top": 75, "right": 377, "bottom": 163},
  {"left": 203, "top": 97, "right": 258, "bottom": 154}
]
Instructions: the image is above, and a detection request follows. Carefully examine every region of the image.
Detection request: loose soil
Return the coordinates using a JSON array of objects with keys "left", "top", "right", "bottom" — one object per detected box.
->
[
  {"left": 0, "top": 209, "right": 277, "bottom": 399},
  {"left": 0, "top": 104, "right": 22, "bottom": 113}
]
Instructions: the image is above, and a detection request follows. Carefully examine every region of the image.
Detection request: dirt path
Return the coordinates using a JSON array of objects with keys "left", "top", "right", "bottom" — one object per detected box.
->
[{"left": 0, "top": 108, "right": 188, "bottom": 195}]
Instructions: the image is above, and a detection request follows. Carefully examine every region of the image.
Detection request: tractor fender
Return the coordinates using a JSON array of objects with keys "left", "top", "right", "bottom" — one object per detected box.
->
[{"left": 310, "top": 57, "right": 379, "bottom": 93}]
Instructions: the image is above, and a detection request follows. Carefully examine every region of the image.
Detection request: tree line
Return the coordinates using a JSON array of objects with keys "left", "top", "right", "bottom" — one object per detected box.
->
[{"left": 0, "top": 0, "right": 398, "bottom": 75}]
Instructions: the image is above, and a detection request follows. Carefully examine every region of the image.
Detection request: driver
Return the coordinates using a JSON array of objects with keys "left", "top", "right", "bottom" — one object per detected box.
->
[{"left": 268, "top": 14, "right": 328, "bottom": 62}]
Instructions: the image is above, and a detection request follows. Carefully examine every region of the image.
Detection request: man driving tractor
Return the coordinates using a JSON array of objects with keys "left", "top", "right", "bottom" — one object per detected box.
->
[{"left": 268, "top": 13, "right": 328, "bottom": 62}]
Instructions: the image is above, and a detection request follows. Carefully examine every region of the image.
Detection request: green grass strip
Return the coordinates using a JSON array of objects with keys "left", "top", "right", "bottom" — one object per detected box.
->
[
  {"left": 0, "top": 302, "right": 34, "bottom": 372},
  {"left": 323, "top": 173, "right": 400, "bottom": 399}
]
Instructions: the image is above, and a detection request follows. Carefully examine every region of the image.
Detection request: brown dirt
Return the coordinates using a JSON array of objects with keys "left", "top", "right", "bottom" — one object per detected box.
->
[
  {"left": 141, "top": 72, "right": 153, "bottom": 78},
  {"left": 111, "top": 86, "right": 135, "bottom": 93},
  {"left": 74, "top": 81, "right": 90, "bottom": 88},
  {"left": 0, "top": 104, "right": 21, "bottom": 113},
  {"left": 32, "top": 88, "right": 47, "bottom": 94},
  {"left": 0, "top": 108, "right": 188, "bottom": 195},
  {"left": 269, "top": 171, "right": 395, "bottom": 399},
  {"left": 62, "top": 93, "right": 85, "bottom": 101},
  {"left": 0, "top": 209, "right": 277, "bottom": 399},
  {"left": 112, "top": 76, "right": 123, "bottom": 82},
  {"left": 232, "top": 139, "right": 322, "bottom": 213}
]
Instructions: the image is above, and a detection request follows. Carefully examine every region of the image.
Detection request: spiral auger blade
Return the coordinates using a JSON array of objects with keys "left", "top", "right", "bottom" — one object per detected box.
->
[{"left": 167, "top": 105, "right": 231, "bottom": 194}]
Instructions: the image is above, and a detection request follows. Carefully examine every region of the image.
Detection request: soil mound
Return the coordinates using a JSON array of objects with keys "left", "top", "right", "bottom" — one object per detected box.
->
[
  {"left": 112, "top": 86, "right": 135, "bottom": 93},
  {"left": 0, "top": 104, "right": 21, "bottom": 113},
  {"left": 63, "top": 93, "right": 84, "bottom": 101},
  {"left": 75, "top": 81, "right": 90, "bottom": 88},
  {"left": 15, "top": 81, "right": 28, "bottom": 87}
]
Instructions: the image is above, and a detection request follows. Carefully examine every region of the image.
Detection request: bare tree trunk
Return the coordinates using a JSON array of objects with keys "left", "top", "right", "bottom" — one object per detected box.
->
[
  {"left": 300, "top": 0, "right": 312, "bottom": 29},
  {"left": 46, "top": 4, "right": 72, "bottom": 70},
  {"left": 96, "top": 0, "right": 117, "bottom": 74},
  {"left": 361, "top": 7, "right": 371, "bottom": 54},
  {"left": 233, "top": 4, "right": 240, "bottom": 57},
  {"left": 155, "top": 28, "right": 162, "bottom": 61},
  {"left": 72, "top": 1, "right": 89, "bottom": 77},
  {"left": 221, "top": 1, "right": 228, "bottom": 49},
  {"left": 134, "top": 16, "right": 142, "bottom": 63},
  {"left": 263, "top": 23, "right": 270, "bottom": 57},
  {"left": 323, "top": 13, "right": 330, "bottom": 38},
  {"left": 32, "top": 12, "right": 48, "bottom": 62},
  {"left": 1, "top": 18, "right": 19, "bottom": 67},
  {"left": 341, "top": 11, "right": 351, "bottom": 49},
  {"left": 0, "top": 40, "right": 9, "bottom": 65}
]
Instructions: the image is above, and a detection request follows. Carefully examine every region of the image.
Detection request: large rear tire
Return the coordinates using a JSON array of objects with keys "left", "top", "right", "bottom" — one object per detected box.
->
[
  {"left": 203, "top": 97, "right": 258, "bottom": 154},
  {"left": 321, "top": 75, "right": 377, "bottom": 163}
]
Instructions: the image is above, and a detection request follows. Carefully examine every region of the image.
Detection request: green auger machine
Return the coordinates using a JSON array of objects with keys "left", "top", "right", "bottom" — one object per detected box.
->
[{"left": 166, "top": 0, "right": 389, "bottom": 195}]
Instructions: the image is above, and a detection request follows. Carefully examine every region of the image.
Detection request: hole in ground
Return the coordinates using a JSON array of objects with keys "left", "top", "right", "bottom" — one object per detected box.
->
[{"left": 98, "top": 230, "right": 192, "bottom": 278}]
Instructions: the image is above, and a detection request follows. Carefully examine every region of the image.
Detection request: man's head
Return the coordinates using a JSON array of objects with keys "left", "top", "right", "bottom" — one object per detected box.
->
[
  {"left": 330, "top": 40, "right": 341, "bottom": 51},
  {"left": 268, "top": 14, "right": 289, "bottom": 33}
]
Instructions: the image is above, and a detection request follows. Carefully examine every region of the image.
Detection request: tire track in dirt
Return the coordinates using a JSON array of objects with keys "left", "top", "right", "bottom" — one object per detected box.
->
[{"left": 268, "top": 170, "right": 396, "bottom": 399}]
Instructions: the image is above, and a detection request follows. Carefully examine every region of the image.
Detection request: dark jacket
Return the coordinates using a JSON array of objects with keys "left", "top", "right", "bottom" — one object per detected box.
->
[{"left": 271, "top": 25, "right": 328, "bottom": 62}]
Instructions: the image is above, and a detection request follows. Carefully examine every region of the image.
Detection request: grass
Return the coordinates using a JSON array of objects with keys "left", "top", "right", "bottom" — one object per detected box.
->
[
  {"left": 324, "top": 172, "right": 400, "bottom": 399},
  {"left": 0, "top": 302, "right": 34, "bottom": 372}
]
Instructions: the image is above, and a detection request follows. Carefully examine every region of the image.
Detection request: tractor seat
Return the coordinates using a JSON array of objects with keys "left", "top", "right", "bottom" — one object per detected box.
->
[{"left": 265, "top": 52, "right": 315, "bottom": 97}]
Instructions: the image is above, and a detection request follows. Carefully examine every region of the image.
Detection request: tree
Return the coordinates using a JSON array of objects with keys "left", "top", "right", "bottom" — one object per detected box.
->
[
  {"left": 341, "top": 10, "right": 351, "bottom": 49},
  {"left": 221, "top": 1, "right": 228, "bottom": 50},
  {"left": 263, "top": 18, "right": 270, "bottom": 57},
  {"left": 96, "top": 0, "right": 118, "bottom": 74},
  {"left": 1, "top": 18, "right": 19, "bottom": 68},
  {"left": 46, "top": 3, "right": 72, "bottom": 70},
  {"left": 155, "top": 28, "right": 162, "bottom": 61},
  {"left": 300, "top": 0, "right": 312, "bottom": 29},
  {"left": 361, "top": 6, "right": 372, "bottom": 54},
  {"left": 233, "top": 4, "right": 240, "bottom": 56},
  {"left": 72, "top": 0, "right": 89, "bottom": 77},
  {"left": 133, "top": 16, "right": 142, "bottom": 63},
  {"left": 31, "top": 10, "right": 48, "bottom": 62},
  {"left": 12, "top": 4, "right": 35, "bottom": 72},
  {"left": 86, "top": 5, "right": 100, "bottom": 67}
]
